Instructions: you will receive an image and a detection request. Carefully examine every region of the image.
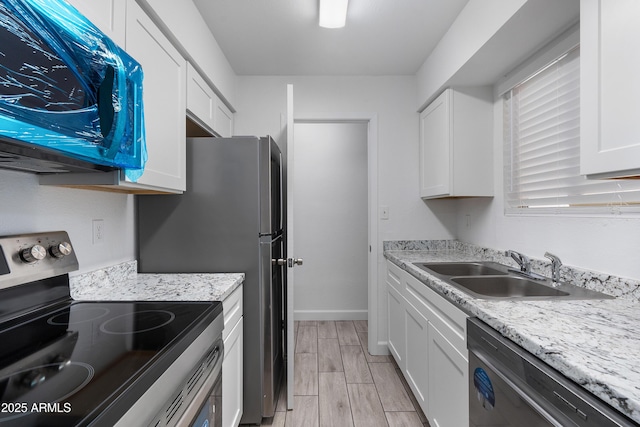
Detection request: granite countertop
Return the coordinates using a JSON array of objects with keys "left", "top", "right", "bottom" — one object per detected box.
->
[
  {"left": 70, "top": 260, "right": 244, "bottom": 302},
  {"left": 384, "top": 241, "right": 640, "bottom": 424}
]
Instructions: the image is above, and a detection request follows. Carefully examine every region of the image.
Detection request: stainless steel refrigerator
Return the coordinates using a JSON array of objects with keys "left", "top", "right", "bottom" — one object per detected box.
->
[{"left": 137, "top": 136, "right": 285, "bottom": 425}]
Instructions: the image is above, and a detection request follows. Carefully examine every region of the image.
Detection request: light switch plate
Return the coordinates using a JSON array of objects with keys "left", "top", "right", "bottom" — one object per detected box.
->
[{"left": 380, "top": 205, "right": 389, "bottom": 220}]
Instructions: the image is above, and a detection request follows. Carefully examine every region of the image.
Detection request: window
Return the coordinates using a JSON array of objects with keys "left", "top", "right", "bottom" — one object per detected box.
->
[{"left": 503, "top": 46, "right": 640, "bottom": 215}]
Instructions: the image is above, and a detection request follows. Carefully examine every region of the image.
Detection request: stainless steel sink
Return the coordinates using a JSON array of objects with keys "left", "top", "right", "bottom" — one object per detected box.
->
[
  {"left": 415, "top": 261, "right": 507, "bottom": 277},
  {"left": 411, "top": 261, "right": 614, "bottom": 300},
  {"left": 450, "top": 276, "right": 569, "bottom": 298}
]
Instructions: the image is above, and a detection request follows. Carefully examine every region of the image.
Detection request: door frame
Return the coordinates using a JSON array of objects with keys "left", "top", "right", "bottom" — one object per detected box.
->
[{"left": 293, "top": 112, "right": 382, "bottom": 356}]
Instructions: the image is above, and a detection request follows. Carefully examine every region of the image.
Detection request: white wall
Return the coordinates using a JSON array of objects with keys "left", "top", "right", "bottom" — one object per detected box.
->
[
  {"left": 293, "top": 122, "right": 368, "bottom": 319},
  {"left": 140, "top": 0, "right": 237, "bottom": 108},
  {"left": 234, "top": 76, "right": 457, "bottom": 243},
  {"left": 234, "top": 76, "right": 458, "bottom": 345},
  {"left": 416, "top": 0, "right": 527, "bottom": 109},
  {"left": 0, "top": 169, "right": 135, "bottom": 274},
  {"left": 456, "top": 99, "right": 640, "bottom": 281}
]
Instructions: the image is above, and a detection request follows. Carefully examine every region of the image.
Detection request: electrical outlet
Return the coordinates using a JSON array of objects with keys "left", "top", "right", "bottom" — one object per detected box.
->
[{"left": 92, "top": 219, "right": 104, "bottom": 245}]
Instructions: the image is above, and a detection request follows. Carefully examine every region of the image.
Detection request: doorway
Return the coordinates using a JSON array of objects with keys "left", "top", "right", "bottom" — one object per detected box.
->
[{"left": 293, "top": 121, "right": 369, "bottom": 320}]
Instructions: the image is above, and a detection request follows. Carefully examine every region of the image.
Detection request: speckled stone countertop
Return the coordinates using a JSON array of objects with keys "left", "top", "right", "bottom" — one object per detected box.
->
[
  {"left": 384, "top": 240, "right": 640, "bottom": 425},
  {"left": 70, "top": 260, "right": 244, "bottom": 302}
]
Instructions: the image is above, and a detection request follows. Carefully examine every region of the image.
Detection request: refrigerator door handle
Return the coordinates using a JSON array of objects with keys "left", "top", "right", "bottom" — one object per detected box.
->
[{"left": 279, "top": 151, "right": 284, "bottom": 231}]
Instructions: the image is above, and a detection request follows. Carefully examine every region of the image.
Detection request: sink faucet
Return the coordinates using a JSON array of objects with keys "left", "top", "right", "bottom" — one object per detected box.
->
[
  {"left": 505, "top": 250, "right": 531, "bottom": 274},
  {"left": 544, "top": 252, "right": 562, "bottom": 284}
]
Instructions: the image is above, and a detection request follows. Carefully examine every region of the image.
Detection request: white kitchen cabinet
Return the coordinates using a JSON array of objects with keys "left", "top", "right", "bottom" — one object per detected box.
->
[
  {"left": 39, "top": 0, "right": 187, "bottom": 193},
  {"left": 215, "top": 98, "right": 234, "bottom": 138},
  {"left": 404, "top": 301, "right": 429, "bottom": 415},
  {"left": 386, "top": 262, "right": 406, "bottom": 370},
  {"left": 65, "top": 0, "right": 126, "bottom": 46},
  {"left": 428, "top": 323, "right": 469, "bottom": 427},
  {"left": 186, "top": 63, "right": 234, "bottom": 138},
  {"left": 186, "top": 62, "right": 216, "bottom": 135},
  {"left": 125, "top": 0, "right": 186, "bottom": 192},
  {"left": 580, "top": 0, "right": 640, "bottom": 178},
  {"left": 385, "top": 260, "right": 469, "bottom": 427},
  {"left": 419, "top": 87, "right": 493, "bottom": 199},
  {"left": 223, "top": 285, "right": 243, "bottom": 427}
]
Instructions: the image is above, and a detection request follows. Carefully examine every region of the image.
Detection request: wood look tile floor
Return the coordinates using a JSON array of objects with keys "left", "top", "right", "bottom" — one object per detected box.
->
[{"left": 259, "top": 321, "right": 430, "bottom": 427}]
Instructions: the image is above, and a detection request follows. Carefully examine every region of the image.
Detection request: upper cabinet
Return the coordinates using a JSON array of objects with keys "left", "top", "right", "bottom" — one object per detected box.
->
[
  {"left": 419, "top": 87, "right": 493, "bottom": 199},
  {"left": 215, "top": 98, "right": 234, "bottom": 138},
  {"left": 42, "top": 0, "right": 188, "bottom": 193},
  {"left": 186, "top": 63, "right": 216, "bottom": 135},
  {"left": 580, "top": 0, "right": 640, "bottom": 179},
  {"left": 124, "top": 0, "right": 186, "bottom": 192},
  {"left": 65, "top": 0, "right": 126, "bottom": 46},
  {"left": 186, "top": 63, "right": 234, "bottom": 137},
  {"left": 42, "top": 0, "right": 235, "bottom": 193}
]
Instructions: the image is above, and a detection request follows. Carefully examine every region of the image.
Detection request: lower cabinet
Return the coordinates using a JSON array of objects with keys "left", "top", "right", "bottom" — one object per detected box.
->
[
  {"left": 386, "top": 265, "right": 406, "bottom": 369},
  {"left": 222, "top": 285, "right": 243, "bottom": 427},
  {"left": 385, "top": 260, "right": 469, "bottom": 427},
  {"left": 404, "top": 302, "right": 429, "bottom": 413},
  {"left": 428, "top": 323, "right": 469, "bottom": 427}
]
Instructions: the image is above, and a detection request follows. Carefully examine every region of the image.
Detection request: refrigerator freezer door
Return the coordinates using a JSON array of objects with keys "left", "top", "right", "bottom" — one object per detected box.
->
[{"left": 259, "top": 136, "right": 284, "bottom": 237}]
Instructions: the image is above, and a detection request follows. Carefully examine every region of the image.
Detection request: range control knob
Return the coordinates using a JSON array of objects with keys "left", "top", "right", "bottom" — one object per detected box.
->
[
  {"left": 49, "top": 242, "right": 72, "bottom": 259},
  {"left": 21, "top": 370, "right": 46, "bottom": 388},
  {"left": 20, "top": 244, "right": 47, "bottom": 263}
]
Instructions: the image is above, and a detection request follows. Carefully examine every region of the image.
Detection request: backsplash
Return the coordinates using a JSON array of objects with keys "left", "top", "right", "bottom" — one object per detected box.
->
[
  {"left": 383, "top": 240, "right": 640, "bottom": 301},
  {"left": 69, "top": 260, "right": 137, "bottom": 299}
]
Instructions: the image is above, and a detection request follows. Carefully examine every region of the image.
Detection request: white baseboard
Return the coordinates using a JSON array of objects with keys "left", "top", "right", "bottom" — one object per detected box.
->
[
  {"left": 294, "top": 310, "right": 368, "bottom": 321},
  {"left": 371, "top": 341, "right": 390, "bottom": 356}
]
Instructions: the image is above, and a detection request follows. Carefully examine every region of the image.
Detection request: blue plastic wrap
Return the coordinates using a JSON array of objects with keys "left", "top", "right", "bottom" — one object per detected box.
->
[{"left": 0, "top": 0, "right": 146, "bottom": 180}]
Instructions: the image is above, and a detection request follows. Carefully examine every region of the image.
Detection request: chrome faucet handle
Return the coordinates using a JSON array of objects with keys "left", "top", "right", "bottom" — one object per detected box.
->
[
  {"left": 505, "top": 250, "right": 531, "bottom": 274},
  {"left": 544, "top": 252, "right": 562, "bottom": 283}
]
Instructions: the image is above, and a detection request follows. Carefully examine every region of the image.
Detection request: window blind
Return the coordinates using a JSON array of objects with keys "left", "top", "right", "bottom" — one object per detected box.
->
[{"left": 503, "top": 46, "right": 640, "bottom": 214}]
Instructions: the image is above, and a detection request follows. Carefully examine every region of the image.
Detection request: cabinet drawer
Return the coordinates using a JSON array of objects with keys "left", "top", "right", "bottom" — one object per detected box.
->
[
  {"left": 404, "top": 273, "right": 468, "bottom": 356},
  {"left": 222, "top": 285, "right": 243, "bottom": 341},
  {"left": 386, "top": 261, "right": 405, "bottom": 295}
]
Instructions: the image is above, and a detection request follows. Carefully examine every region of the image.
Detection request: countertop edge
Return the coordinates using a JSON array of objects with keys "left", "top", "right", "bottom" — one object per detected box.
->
[{"left": 70, "top": 260, "right": 245, "bottom": 303}]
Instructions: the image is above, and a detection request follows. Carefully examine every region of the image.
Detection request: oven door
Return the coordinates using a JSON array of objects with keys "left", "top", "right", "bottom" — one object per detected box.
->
[
  {"left": 168, "top": 339, "right": 224, "bottom": 427},
  {"left": 189, "top": 369, "right": 222, "bottom": 427}
]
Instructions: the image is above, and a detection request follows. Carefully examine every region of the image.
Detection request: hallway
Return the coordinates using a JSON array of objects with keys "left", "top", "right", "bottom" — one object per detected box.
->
[{"left": 261, "top": 320, "right": 429, "bottom": 427}]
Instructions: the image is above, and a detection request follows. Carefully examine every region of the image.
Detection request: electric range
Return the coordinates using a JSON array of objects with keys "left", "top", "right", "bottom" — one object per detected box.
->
[{"left": 0, "top": 232, "right": 223, "bottom": 427}]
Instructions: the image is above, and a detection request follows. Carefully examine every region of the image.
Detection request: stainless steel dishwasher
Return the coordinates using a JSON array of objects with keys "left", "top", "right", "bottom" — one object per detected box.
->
[{"left": 467, "top": 318, "right": 638, "bottom": 427}]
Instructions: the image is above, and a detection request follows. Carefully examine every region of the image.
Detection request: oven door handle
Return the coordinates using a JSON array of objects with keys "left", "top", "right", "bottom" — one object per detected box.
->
[{"left": 175, "top": 343, "right": 224, "bottom": 426}]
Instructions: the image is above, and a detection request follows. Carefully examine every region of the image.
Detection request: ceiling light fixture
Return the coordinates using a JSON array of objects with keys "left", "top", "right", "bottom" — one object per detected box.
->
[{"left": 319, "top": 0, "right": 349, "bottom": 29}]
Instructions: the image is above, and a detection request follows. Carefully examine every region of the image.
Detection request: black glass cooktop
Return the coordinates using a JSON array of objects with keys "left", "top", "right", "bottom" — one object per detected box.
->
[{"left": 0, "top": 300, "right": 222, "bottom": 426}]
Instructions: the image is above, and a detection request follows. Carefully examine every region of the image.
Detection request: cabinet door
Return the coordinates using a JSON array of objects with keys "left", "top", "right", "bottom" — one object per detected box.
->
[
  {"left": 126, "top": 0, "right": 186, "bottom": 192},
  {"left": 223, "top": 317, "right": 243, "bottom": 427},
  {"left": 186, "top": 62, "right": 216, "bottom": 134},
  {"left": 428, "top": 323, "right": 469, "bottom": 427},
  {"left": 65, "top": 0, "right": 126, "bottom": 46},
  {"left": 215, "top": 99, "right": 234, "bottom": 137},
  {"left": 404, "top": 302, "right": 429, "bottom": 416},
  {"left": 581, "top": 0, "right": 640, "bottom": 178},
  {"left": 387, "top": 284, "right": 406, "bottom": 370},
  {"left": 420, "top": 90, "right": 451, "bottom": 198}
]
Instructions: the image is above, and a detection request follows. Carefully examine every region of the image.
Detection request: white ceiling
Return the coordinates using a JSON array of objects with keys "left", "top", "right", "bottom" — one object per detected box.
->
[{"left": 192, "top": 0, "right": 470, "bottom": 76}]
